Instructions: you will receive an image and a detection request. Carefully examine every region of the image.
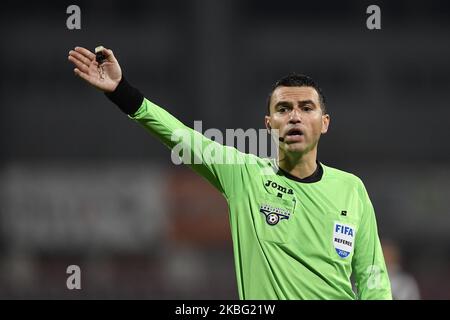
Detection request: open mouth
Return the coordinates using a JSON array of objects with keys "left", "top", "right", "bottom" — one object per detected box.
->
[
  {"left": 286, "top": 128, "right": 304, "bottom": 137},
  {"left": 282, "top": 128, "right": 304, "bottom": 143}
]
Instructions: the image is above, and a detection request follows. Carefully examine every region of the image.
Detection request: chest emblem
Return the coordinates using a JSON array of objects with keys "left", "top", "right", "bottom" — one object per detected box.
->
[{"left": 259, "top": 204, "right": 291, "bottom": 226}]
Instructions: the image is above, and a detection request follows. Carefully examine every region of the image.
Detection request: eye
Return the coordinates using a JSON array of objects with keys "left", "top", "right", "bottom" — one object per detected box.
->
[
  {"left": 302, "top": 105, "right": 313, "bottom": 112},
  {"left": 278, "top": 106, "right": 289, "bottom": 113}
]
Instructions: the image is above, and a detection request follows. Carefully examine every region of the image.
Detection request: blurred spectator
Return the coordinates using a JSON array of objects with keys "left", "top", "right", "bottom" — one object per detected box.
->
[{"left": 382, "top": 239, "right": 421, "bottom": 300}]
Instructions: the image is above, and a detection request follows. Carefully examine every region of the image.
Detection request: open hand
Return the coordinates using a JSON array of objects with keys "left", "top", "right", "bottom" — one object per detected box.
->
[{"left": 68, "top": 46, "right": 122, "bottom": 92}]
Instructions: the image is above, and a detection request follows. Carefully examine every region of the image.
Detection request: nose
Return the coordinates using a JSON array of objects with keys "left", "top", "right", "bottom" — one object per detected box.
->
[{"left": 288, "top": 108, "right": 301, "bottom": 123}]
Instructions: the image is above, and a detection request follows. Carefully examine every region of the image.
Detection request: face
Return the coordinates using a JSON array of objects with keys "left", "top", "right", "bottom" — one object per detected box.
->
[{"left": 265, "top": 86, "right": 330, "bottom": 156}]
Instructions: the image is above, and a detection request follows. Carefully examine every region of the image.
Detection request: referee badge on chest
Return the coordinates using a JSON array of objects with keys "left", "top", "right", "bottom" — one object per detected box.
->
[
  {"left": 259, "top": 204, "right": 291, "bottom": 226},
  {"left": 333, "top": 222, "right": 355, "bottom": 258},
  {"left": 257, "top": 194, "right": 296, "bottom": 243}
]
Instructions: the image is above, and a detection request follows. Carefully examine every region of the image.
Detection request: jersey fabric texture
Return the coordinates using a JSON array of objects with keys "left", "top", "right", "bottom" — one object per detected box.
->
[{"left": 129, "top": 98, "right": 392, "bottom": 300}]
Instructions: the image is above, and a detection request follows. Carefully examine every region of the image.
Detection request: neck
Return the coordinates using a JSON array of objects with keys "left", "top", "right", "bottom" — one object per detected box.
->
[{"left": 278, "top": 148, "right": 318, "bottom": 179}]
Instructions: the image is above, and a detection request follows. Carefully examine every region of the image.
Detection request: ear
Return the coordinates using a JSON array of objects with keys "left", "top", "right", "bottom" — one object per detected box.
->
[
  {"left": 321, "top": 114, "right": 330, "bottom": 134},
  {"left": 265, "top": 115, "right": 271, "bottom": 132}
]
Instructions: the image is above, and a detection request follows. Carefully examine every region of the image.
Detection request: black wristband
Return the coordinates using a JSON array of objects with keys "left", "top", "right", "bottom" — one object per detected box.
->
[{"left": 105, "top": 76, "right": 144, "bottom": 115}]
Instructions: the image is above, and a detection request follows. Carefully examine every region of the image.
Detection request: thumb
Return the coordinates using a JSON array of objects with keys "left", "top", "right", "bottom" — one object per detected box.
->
[{"left": 100, "top": 47, "right": 118, "bottom": 64}]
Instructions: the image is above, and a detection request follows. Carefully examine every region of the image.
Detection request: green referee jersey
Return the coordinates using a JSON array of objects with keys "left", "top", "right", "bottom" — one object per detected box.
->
[{"left": 130, "top": 98, "right": 392, "bottom": 300}]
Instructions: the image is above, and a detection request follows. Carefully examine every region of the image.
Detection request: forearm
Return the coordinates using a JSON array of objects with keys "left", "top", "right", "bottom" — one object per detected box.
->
[
  {"left": 104, "top": 76, "right": 144, "bottom": 115},
  {"left": 104, "top": 76, "right": 189, "bottom": 148},
  {"left": 106, "top": 78, "right": 237, "bottom": 193}
]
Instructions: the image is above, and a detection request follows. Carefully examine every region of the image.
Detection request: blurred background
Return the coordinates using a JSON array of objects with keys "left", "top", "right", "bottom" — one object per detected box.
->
[{"left": 1, "top": 0, "right": 450, "bottom": 299}]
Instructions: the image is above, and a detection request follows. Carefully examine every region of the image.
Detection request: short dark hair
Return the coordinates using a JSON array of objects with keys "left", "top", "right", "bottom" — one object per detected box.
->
[{"left": 266, "top": 73, "right": 327, "bottom": 115}]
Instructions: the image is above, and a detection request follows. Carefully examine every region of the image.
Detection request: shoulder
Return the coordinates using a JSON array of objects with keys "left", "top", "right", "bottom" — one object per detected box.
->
[
  {"left": 239, "top": 154, "right": 276, "bottom": 168},
  {"left": 321, "top": 163, "right": 366, "bottom": 190},
  {"left": 322, "top": 163, "right": 374, "bottom": 207}
]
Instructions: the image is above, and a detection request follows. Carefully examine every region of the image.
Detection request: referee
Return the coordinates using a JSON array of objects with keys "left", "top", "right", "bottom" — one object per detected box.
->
[{"left": 68, "top": 46, "right": 392, "bottom": 300}]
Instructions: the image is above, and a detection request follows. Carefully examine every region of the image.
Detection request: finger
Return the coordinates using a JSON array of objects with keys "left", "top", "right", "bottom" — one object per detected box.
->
[
  {"left": 68, "top": 55, "right": 90, "bottom": 73},
  {"left": 74, "top": 46, "right": 95, "bottom": 60},
  {"left": 74, "top": 68, "right": 95, "bottom": 83},
  {"left": 69, "top": 50, "right": 92, "bottom": 66}
]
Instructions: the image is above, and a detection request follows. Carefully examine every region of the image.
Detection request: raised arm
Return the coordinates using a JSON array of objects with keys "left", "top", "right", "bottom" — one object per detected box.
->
[{"left": 68, "top": 46, "right": 248, "bottom": 199}]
